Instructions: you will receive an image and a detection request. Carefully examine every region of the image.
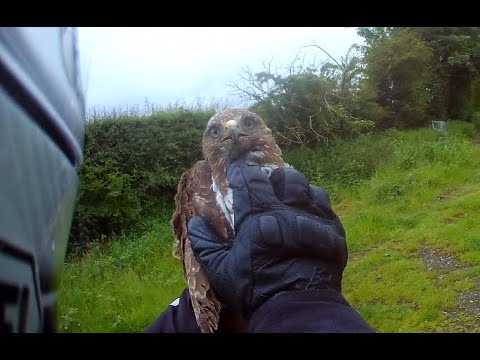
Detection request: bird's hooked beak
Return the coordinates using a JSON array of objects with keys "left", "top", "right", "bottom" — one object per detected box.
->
[{"left": 223, "top": 119, "right": 247, "bottom": 143}]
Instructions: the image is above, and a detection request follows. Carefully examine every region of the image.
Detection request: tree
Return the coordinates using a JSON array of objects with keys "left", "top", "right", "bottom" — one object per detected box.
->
[
  {"left": 230, "top": 45, "right": 373, "bottom": 147},
  {"left": 409, "top": 27, "right": 480, "bottom": 120},
  {"left": 358, "top": 27, "right": 480, "bottom": 121},
  {"left": 359, "top": 28, "right": 434, "bottom": 128}
]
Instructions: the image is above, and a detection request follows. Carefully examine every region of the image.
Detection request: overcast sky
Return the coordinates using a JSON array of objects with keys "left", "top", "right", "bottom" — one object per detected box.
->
[{"left": 77, "top": 27, "right": 363, "bottom": 112}]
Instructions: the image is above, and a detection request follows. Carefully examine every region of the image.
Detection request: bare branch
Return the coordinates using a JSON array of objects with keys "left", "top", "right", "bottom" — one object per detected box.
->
[
  {"left": 304, "top": 42, "right": 344, "bottom": 70},
  {"left": 261, "top": 56, "right": 274, "bottom": 78},
  {"left": 275, "top": 130, "right": 305, "bottom": 147},
  {"left": 308, "top": 110, "right": 323, "bottom": 139}
]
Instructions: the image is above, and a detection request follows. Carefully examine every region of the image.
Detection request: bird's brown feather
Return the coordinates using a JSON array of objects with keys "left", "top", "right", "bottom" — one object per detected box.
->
[{"left": 171, "top": 160, "right": 234, "bottom": 333}]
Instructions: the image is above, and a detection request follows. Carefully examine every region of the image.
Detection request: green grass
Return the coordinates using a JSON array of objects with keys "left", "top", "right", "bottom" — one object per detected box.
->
[
  {"left": 58, "top": 218, "right": 186, "bottom": 332},
  {"left": 58, "top": 121, "right": 480, "bottom": 332}
]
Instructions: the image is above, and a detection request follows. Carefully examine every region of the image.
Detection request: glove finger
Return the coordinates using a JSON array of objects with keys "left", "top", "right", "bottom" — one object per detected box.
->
[
  {"left": 269, "top": 167, "right": 339, "bottom": 222},
  {"left": 269, "top": 167, "right": 312, "bottom": 209},
  {"left": 188, "top": 216, "right": 231, "bottom": 278},
  {"left": 295, "top": 215, "right": 348, "bottom": 270},
  {"left": 309, "top": 185, "right": 346, "bottom": 237},
  {"left": 227, "top": 160, "right": 282, "bottom": 229},
  {"left": 308, "top": 185, "right": 334, "bottom": 217},
  {"left": 260, "top": 214, "right": 347, "bottom": 270}
]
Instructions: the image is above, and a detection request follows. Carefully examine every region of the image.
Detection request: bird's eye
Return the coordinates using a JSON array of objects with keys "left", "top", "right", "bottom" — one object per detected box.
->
[
  {"left": 210, "top": 126, "right": 220, "bottom": 138},
  {"left": 243, "top": 116, "right": 254, "bottom": 130}
]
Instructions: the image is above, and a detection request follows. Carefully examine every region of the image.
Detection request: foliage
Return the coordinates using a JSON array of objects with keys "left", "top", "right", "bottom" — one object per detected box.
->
[
  {"left": 357, "top": 27, "right": 480, "bottom": 122},
  {"left": 411, "top": 27, "right": 480, "bottom": 120},
  {"left": 359, "top": 29, "right": 434, "bottom": 128},
  {"left": 69, "top": 107, "right": 215, "bottom": 253},
  {"left": 230, "top": 45, "right": 374, "bottom": 148},
  {"left": 60, "top": 122, "right": 480, "bottom": 333},
  {"left": 473, "top": 111, "right": 480, "bottom": 130},
  {"left": 284, "top": 132, "right": 396, "bottom": 191}
]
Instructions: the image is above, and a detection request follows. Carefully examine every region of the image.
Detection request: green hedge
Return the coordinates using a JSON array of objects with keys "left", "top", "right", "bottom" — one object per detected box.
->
[{"left": 69, "top": 108, "right": 215, "bottom": 253}]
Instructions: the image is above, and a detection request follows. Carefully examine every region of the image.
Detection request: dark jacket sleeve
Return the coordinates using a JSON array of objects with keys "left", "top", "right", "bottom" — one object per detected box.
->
[
  {"left": 248, "top": 289, "right": 375, "bottom": 333},
  {"left": 144, "top": 288, "right": 201, "bottom": 333},
  {"left": 146, "top": 288, "right": 374, "bottom": 333}
]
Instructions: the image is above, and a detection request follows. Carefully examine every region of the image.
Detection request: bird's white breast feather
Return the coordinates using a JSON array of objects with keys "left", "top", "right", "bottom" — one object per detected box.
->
[
  {"left": 211, "top": 179, "right": 234, "bottom": 228},
  {"left": 211, "top": 159, "right": 293, "bottom": 231}
]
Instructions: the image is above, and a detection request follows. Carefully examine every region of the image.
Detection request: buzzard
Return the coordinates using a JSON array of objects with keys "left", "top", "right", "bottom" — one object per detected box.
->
[{"left": 171, "top": 108, "right": 287, "bottom": 333}]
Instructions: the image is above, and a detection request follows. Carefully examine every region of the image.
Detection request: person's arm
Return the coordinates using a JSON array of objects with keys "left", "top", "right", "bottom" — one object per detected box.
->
[
  {"left": 145, "top": 288, "right": 201, "bottom": 333},
  {"left": 249, "top": 289, "right": 374, "bottom": 333},
  {"left": 188, "top": 160, "right": 375, "bottom": 333}
]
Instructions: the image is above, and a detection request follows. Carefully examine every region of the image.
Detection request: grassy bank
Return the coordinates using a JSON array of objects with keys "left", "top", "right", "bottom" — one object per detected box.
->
[{"left": 58, "top": 122, "right": 480, "bottom": 332}]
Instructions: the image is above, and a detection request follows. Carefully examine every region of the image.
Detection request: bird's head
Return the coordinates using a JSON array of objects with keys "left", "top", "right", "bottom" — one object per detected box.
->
[{"left": 202, "top": 108, "right": 283, "bottom": 170}]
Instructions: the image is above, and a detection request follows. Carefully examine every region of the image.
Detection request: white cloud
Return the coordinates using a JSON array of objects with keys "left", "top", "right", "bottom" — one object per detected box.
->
[{"left": 77, "top": 27, "right": 363, "bottom": 111}]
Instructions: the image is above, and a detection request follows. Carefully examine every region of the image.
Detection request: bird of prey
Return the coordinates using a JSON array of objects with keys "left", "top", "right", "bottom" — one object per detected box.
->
[{"left": 171, "top": 108, "right": 287, "bottom": 333}]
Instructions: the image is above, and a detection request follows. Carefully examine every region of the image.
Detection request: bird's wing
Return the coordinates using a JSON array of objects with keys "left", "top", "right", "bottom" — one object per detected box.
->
[{"left": 171, "top": 160, "right": 233, "bottom": 333}]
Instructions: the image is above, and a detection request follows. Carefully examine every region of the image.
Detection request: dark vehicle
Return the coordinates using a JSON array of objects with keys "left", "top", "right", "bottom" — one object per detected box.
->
[{"left": 0, "top": 27, "right": 85, "bottom": 332}]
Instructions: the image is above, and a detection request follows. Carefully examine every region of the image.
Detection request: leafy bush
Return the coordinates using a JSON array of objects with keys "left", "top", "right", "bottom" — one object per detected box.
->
[
  {"left": 283, "top": 131, "right": 396, "bottom": 191},
  {"left": 283, "top": 121, "right": 476, "bottom": 194},
  {"left": 69, "top": 108, "right": 214, "bottom": 253},
  {"left": 445, "top": 120, "right": 476, "bottom": 140},
  {"left": 391, "top": 128, "right": 475, "bottom": 171},
  {"left": 472, "top": 111, "right": 480, "bottom": 131}
]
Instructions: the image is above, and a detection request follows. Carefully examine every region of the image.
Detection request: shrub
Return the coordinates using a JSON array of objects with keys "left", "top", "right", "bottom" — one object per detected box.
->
[{"left": 69, "top": 108, "right": 215, "bottom": 253}]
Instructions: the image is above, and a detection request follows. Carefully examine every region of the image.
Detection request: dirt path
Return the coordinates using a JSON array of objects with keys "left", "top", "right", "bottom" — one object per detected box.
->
[{"left": 421, "top": 248, "right": 480, "bottom": 332}]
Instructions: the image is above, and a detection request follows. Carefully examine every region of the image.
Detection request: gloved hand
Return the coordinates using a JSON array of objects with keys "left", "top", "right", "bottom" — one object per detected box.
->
[{"left": 188, "top": 160, "right": 348, "bottom": 319}]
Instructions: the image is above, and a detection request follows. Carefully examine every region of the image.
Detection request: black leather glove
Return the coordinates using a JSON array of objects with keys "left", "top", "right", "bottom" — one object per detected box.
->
[{"left": 188, "top": 160, "right": 348, "bottom": 319}]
